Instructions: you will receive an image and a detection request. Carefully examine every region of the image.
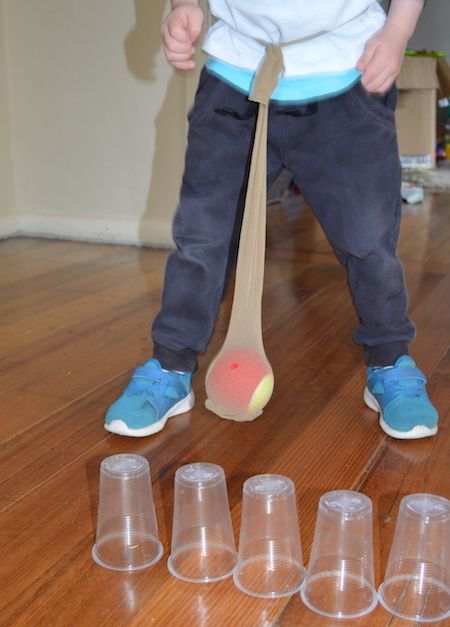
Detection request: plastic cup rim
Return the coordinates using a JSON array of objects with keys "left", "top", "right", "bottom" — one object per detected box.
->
[
  {"left": 378, "top": 576, "right": 450, "bottom": 623},
  {"left": 91, "top": 540, "right": 163, "bottom": 572},
  {"left": 167, "top": 551, "right": 237, "bottom": 583},
  {"left": 301, "top": 571, "right": 378, "bottom": 619},
  {"left": 232, "top": 557, "right": 306, "bottom": 598}
]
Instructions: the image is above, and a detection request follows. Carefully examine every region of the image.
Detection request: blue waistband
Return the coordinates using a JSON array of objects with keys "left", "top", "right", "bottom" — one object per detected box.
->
[{"left": 205, "top": 58, "right": 362, "bottom": 104}]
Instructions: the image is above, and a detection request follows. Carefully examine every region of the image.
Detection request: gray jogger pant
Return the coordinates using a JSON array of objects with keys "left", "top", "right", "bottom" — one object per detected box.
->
[{"left": 152, "top": 69, "right": 415, "bottom": 372}]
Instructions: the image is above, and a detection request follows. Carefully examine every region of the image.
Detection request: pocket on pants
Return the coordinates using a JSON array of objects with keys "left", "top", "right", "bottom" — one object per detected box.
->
[
  {"left": 349, "top": 81, "right": 397, "bottom": 129},
  {"left": 188, "top": 68, "right": 227, "bottom": 124}
]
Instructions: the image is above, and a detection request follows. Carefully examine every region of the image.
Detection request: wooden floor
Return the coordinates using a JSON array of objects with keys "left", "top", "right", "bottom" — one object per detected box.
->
[{"left": 1, "top": 192, "right": 449, "bottom": 627}]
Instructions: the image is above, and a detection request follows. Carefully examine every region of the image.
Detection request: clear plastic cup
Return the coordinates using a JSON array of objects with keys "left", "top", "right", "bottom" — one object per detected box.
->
[
  {"left": 378, "top": 493, "right": 450, "bottom": 623},
  {"left": 167, "top": 462, "right": 237, "bottom": 582},
  {"left": 301, "top": 490, "right": 377, "bottom": 619},
  {"left": 233, "top": 474, "right": 306, "bottom": 598},
  {"left": 92, "top": 454, "right": 163, "bottom": 571}
]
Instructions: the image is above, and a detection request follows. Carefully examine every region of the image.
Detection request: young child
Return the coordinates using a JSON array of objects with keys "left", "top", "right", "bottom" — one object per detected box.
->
[{"left": 105, "top": 0, "right": 438, "bottom": 439}]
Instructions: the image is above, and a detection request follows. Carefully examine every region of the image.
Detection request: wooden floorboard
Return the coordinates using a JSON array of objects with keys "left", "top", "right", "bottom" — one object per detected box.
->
[{"left": 1, "top": 191, "right": 449, "bottom": 626}]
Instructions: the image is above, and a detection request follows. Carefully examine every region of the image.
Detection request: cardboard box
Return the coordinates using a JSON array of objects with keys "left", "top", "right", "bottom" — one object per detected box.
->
[
  {"left": 436, "top": 58, "right": 450, "bottom": 101},
  {"left": 395, "top": 56, "right": 439, "bottom": 169}
]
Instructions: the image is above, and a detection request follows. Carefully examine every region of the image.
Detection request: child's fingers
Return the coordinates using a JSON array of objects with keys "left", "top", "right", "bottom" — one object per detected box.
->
[
  {"left": 356, "top": 38, "right": 378, "bottom": 71},
  {"left": 363, "top": 77, "right": 387, "bottom": 93},
  {"left": 164, "top": 38, "right": 193, "bottom": 54},
  {"left": 164, "top": 40, "right": 194, "bottom": 54},
  {"left": 171, "top": 59, "right": 195, "bottom": 71},
  {"left": 360, "top": 43, "right": 397, "bottom": 86},
  {"left": 186, "top": 10, "right": 203, "bottom": 41},
  {"left": 165, "top": 48, "right": 196, "bottom": 63},
  {"left": 358, "top": 28, "right": 404, "bottom": 93},
  {"left": 359, "top": 47, "right": 384, "bottom": 82},
  {"left": 161, "top": 6, "right": 202, "bottom": 71},
  {"left": 374, "top": 77, "right": 394, "bottom": 94},
  {"left": 362, "top": 59, "right": 397, "bottom": 92},
  {"left": 161, "top": 23, "right": 192, "bottom": 54},
  {"left": 168, "top": 22, "right": 191, "bottom": 44},
  {"left": 364, "top": 73, "right": 395, "bottom": 94},
  {"left": 362, "top": 52, "right": 401, "bottom": 92},
  {"left": 164, "top": 8, "right": 203, "bottom": 46},
  {"left": 361, "top": 59, "right": 387, "bottom": 88},
  {"left": 161, "top": 23, "right": 195, "bottom": 69},
  {"left": 161, "top": 16, "right": 191, "bottom": 51}
]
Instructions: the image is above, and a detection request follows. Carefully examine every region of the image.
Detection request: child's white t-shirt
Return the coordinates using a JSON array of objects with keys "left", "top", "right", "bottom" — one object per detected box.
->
[
  {"left": 201, "top": 1, "right": 386, "bottom": 102},
  {"left": 203, "top": 0, "right": 386, "bottom": 77}
]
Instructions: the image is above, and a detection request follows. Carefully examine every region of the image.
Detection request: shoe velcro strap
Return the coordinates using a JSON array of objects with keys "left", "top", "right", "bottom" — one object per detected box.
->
[
  {"left": 132, "top": 366, "right": 162, "bottom": 381},
  {"left": 382, "top": 367, "right": 426, "bottom": 384}
]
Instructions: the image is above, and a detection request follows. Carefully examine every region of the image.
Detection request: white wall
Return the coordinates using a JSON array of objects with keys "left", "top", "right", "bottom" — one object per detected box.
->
[
  {"left": 3, "top": 0, "right": 198, "bottom": 246},
  {"left": 409, "top": 0, "right": 450, "bottom": 60},
  {"left": 4, "top": 0, "right": 444, "bottom": 248},
  {"left": 0, "top": 0, "right": 16, "bottom": 236}
]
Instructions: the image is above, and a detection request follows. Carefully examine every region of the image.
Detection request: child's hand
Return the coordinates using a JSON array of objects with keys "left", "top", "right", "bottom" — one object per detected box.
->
[
  {"left": 356, "top": 26, "right": 408, "bottom": 94},
  {"left": 161, "top": 5, "right": 203, "bottom": 71}
]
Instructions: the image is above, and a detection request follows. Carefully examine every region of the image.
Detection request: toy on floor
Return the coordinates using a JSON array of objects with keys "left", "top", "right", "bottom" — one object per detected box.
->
[
  {"left": 204, "top": 46, "right": 282, "bottom": 421},
  {"left": 205, "top": 346, "right": 274, "bottom": 420}
]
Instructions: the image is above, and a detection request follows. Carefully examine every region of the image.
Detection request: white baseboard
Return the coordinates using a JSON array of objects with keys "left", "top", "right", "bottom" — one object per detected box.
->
[
  {"left": 0, "top": 212, "right": 174, "bottom": 248},
  {"left": 0, "top": 211, "right": 20, "bottom": 239}
]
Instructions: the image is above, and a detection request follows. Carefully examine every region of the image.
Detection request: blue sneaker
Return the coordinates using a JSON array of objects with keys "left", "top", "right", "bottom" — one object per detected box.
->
[
  {"left": 364, "top": 355, "right": 438, "bottom": 439},
  {"left": 105, "top": 359, "right": 194, "bottom": 437}
]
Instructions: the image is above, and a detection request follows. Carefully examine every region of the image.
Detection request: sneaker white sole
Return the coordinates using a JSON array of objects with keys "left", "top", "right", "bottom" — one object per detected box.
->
[
  {"left": 363, "top": 387, "right": 437, "bottom": 440},
  {"left": 104, "top": 391, "right": 195, "bottom": 438}
]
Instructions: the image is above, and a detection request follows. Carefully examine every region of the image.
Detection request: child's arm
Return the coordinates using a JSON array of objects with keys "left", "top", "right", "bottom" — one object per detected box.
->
[
  {"left": 161, "top": 0, "right": 203, "bottom": 71},
  {"left": 357, "top": 0, "right": 425, "bottom": 93}
]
